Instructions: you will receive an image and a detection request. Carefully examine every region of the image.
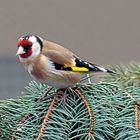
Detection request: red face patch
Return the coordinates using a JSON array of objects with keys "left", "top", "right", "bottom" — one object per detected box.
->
[
  {"left": 17, "top": 39, "right": 32, "bottom": 47},
  {"left": 17, "top": 39, "right": 32, "bottom": 58},
  {"left": 19, "top": 49, "right": 32, "bottom": 58}
]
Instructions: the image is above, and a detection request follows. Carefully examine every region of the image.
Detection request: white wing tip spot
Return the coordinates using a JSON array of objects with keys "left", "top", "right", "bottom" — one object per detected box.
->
[
  {"left": 89, "top": 64, "right": 93, "bottom": 68},
  {"left": 98, "top": 67, "right": 107, "bottom": 72}
]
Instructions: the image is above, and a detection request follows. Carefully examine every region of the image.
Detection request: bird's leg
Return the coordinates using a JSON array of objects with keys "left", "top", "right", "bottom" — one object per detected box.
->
[
  {"left": 35, "top": 87, "right": 54, "bottom": 103},
  {"left": 43, "top": 87, "right": 54, "bottom": 98},
  {"left": 57, "top": 88, "right": 69, "bottom": 106}
]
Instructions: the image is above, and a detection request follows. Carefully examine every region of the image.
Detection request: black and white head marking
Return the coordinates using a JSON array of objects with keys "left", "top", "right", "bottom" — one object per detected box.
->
[{"left": 18, "top": 35, "right": 43, "bottom": 61}]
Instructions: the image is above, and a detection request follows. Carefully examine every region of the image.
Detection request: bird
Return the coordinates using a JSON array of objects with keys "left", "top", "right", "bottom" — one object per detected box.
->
[{"left": 16, "top": 35, "right": 113, "bottom": 89}]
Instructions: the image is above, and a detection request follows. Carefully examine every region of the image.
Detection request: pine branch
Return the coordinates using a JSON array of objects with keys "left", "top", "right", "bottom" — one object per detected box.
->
[
  {"left": 103, "top": 62, "right": 140, "bottom": 87},
  {"left": 0, "top": 62, "right": 140, "bottom": 140}
]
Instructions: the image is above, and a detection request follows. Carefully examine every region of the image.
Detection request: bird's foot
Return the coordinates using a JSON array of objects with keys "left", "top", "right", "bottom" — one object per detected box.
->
[
  {"left": 56, "top": 88, "right": 69, "bottom": 106},
  {"left": 35, "top": 87, "right": 54, "bottom": 102}
]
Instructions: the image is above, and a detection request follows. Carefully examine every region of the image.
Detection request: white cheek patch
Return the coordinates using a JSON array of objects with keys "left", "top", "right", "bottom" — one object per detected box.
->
[
  {"left": 32, "top": 43, "right": 40, "bottom": 53},
  {"left": 28, "top": 42, "right": 41, "bottom": 60},
  {"left": 29, "top": 36, "right": 37, "bottom": 43}
]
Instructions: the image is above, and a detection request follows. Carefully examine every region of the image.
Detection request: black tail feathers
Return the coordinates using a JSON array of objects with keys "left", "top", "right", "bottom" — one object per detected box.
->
[{"left": 93, "top": 65, "right": 115, "bottom": 74}]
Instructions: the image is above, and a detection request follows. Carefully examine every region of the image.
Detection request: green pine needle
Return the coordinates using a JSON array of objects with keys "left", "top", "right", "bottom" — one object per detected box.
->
[{"left": 0, "top": 62, "right": 140, "bottom": 140}]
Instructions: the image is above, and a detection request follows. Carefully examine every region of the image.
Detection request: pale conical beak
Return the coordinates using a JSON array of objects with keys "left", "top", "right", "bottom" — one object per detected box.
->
[{"left": 16, "top": 46, "right": 25, "bottom": 55}]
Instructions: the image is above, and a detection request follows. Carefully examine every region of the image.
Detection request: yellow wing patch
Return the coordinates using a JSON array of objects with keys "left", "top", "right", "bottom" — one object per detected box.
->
[
  {"left": 71, "top": 66, "right": 89, "bottom": 72},
  {"left": 64, "top": 64, "right": 89, "bottom": 72}
]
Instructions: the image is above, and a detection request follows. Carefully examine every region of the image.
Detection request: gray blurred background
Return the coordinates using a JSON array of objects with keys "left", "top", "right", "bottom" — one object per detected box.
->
[{"left": 0, "top": 0, "right": 140, "bottom": 99}]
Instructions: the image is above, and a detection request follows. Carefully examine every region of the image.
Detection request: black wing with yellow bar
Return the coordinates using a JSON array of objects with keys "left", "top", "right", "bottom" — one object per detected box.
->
[{"left": 53, "top": 56, "right": 103, "bottom": 72}]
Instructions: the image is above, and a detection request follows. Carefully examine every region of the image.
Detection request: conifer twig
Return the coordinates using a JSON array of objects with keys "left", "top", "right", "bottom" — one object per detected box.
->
[
  {"left": 75, "top": 88, "right": 94, "bottom": 138},
  {"left": 9, "top": 87, "right": 53, "bottom": 140},
  {"left": 134, "top": 103, "right": 139, "bottom": 131},
  {"left": 134, "top": 102, "right": 140, "bottom": 138},
  {"left": 9, "top": 113, "right": 31, "bottom": 140},
  {"left": 36, "top": 90, "right": 61, "bottom": 140}
]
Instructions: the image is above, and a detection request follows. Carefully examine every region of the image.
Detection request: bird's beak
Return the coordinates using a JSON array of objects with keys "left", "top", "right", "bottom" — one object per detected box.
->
[{"left": 16, "top": 46, "right": 25, "bottom": 55}]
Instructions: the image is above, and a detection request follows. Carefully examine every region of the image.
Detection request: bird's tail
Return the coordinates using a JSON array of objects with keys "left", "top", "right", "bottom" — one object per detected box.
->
[{"left": 92, "top": 65, "right": 114, "bottom": 73}]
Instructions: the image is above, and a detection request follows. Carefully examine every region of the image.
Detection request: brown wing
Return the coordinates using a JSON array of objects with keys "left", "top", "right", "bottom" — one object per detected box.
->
[
  {"left": 45, "top": 50, "right": 76, "bottom": 65},
  {"left": 42, "top": 40, "right": 76, "bottom": 65},
  {"left": 41, "top": 39, "right": 111, "bottom": 73}
]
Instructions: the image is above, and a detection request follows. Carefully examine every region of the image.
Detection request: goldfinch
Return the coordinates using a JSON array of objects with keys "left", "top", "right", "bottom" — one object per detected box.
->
[{"left": 16, "top": 35, "right": 112, "bottom": 88}]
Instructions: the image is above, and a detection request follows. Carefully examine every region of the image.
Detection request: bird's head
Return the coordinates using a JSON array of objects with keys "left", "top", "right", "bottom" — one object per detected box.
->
[{"left": 16, "top": 35, "right": 43, "bottom": 60}]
